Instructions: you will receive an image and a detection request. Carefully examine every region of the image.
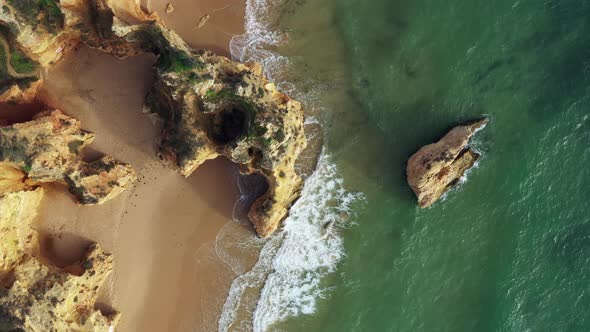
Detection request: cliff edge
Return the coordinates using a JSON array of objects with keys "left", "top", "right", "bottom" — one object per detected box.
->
[
  {"left": 117, "top": 23, "right": 307, "bottom": 237},
  {"left": 0, "top": 109, "right": 137, "bottom": 331},
  {"left": 0, "top": 109, "right": 136, "bottom": 204},
  {"left": 0, "top": 189, "right": 119, "bottom": 332}
]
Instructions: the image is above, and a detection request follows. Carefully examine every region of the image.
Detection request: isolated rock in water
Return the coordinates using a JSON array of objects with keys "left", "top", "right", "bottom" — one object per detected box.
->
[
  {"left": 0, "top": 189, "right": 118, "bottom": 331},
  {"left": 117, "top": 23, "right": 307, "bottom": 237},
  {"left": 0, "top": 109, "right": 136, "bottom": 205},
  {"left": 407, "top": 119, "right": 488, "bottom": 208}
]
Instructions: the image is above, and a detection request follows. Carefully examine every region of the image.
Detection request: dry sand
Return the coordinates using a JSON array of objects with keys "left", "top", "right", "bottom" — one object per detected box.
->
[
  {"left": 19, "top": 1, "right": 256, "bottom": 331},
  {"left": 143, "top": 0, "right": 246, "bottom": 56}
]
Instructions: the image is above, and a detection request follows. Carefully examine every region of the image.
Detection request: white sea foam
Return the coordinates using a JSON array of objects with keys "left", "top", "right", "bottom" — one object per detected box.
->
[
  {"left": 230, "top": 0, "right": 289, "bottom": 78},
  {"left": 218, "top": 0, "right": 361, "bottom": 331},
  {"left": 217, "top": 0, "right": 365, "bottom": 330},
  {"left": 219, "top": 154, "right": 362, "bottom": 331}
]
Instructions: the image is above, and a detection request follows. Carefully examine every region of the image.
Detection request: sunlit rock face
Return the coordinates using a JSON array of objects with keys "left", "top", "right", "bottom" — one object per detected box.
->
[
  {"left": 0, "top": 0, "right": 150, "bottom": 102},
  {"left": 1, "top": 0, "right": 308, "bottom": 237},
  {"left": 0, "top": 1, "right": 309, "bottom": 330},
  {"left": 407, "top": 119, "right": 488, "bottom": 208},
  {"left": 0, "top": 189, "right": 118, "bottom": 332},
  {"left": 0, "top": 111, "right": 130, "bottom": 331},
  {"left": 0, "top": 2, "right": 156, "bottom": 331},
  {"left": 117, "top": 23, "right": 307, "bottom": 237},
  {"left": 0, "top": 109, "right": 136, "bottom": 205}
]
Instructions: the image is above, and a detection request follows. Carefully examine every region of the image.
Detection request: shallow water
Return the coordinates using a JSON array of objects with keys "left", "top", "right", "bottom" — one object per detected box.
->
[{"left": 225, "top": 0, "right": 590, "bottom": 330}]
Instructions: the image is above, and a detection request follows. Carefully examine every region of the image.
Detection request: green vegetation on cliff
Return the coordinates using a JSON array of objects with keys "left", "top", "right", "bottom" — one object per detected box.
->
[
  {"left": 7, "top": 0, "right": 64, "bottom": 33},
  {"left": 0, "top": 25, "right": 40, "bottom": 95}
]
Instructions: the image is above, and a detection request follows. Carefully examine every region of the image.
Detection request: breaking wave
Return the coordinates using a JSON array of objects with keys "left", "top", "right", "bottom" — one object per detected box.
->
[
  {"left": 219, "top": 153, "right": 362, "bottom": 331},
  {"left": 217, "top": 0, "right": 364, "bottom": 330}
]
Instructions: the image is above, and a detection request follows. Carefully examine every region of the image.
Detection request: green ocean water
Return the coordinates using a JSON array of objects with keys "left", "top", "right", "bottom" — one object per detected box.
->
[{"left": 264, "top": 0, "right": 590, "bottom": 331}]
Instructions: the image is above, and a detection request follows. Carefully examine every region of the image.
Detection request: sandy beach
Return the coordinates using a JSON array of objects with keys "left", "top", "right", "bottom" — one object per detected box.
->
[
  {"left": 26, "top": 1, "right": 253, "bottom": 331},
  {"left": 143, "top": 0, "right": 246, "bottom": 57}
]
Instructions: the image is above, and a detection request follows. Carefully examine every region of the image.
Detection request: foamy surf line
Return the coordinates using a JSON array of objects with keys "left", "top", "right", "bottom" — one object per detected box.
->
[
  {"left": 217, "top": 0, "right": 364, "bottom": 330},
  {"left": 219, "top": 153, "right": 362, "bottom": 331}
]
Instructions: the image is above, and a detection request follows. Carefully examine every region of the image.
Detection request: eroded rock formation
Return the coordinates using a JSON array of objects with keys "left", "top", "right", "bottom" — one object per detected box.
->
[
  {"left": 0, "top": 109, "right": 136, "bottom": 204},
  {"left": 0, "top": 0, "right": 152, "bottom": 102},
  {"left": 1, "top": 0, "right": 307, "bottom": 237},
  {"left": 0, "top": 109, "right": 133, "bottom": 330},
  {"left": 0, "top": 189, "right": 118, "bottom": 331},
  {"left": 407, "top": 119, "right": 488, "bottom": 208},
  {"left": 0, "top": 1, "right": 148, "bottom": 331},
  {"left": 116, "top": 23, "right": 307, "bottom": 237}
]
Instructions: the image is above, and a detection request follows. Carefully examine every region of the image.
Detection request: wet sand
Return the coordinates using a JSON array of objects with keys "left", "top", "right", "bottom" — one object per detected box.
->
[{"left": 29, "top": 1, "right": 252, "bottom": 331}]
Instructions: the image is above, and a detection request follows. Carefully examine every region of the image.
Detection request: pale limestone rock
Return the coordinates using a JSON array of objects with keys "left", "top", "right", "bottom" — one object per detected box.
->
[
  {"left": 407, "top": 119, "right": 488, "bottom": 208},
  {"left": 0, "top": 0, "right": 151, "bottom": 102},
  {"left": 0, "top": 109, "right": 136, "bottom": 205},
  {"left": 117, "top": 23, "right": 307, "bottom": 237}
]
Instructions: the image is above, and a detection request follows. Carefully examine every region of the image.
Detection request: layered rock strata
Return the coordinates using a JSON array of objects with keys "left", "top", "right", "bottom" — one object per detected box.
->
[{"left": 407, "top": 119, "right": 488, "bottom": 208}]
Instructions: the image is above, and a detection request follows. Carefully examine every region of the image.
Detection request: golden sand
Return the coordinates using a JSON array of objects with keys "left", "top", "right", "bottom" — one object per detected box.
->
[
  {"left": 24, "top": 1, "right": 252, "bottom": 330},
  {"left": 143, "top": 0, "right": 245, "bottom": 57}
]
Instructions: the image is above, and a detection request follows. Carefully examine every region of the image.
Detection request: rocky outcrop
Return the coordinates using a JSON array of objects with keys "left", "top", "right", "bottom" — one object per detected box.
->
[
  {"left": 0, "top": 189, "right": 118, "bottom": 332},
  {"left": 1, "top": 0, "right": 307, "bottom": 237},
  {"left": 0, "top": 108, "right": 131, "bottom": 331},
  {"left": 0, "top": 109, "right": 136, "bottom": 205},
  {"left": 117, "top": 23, "right": 307, "bottom": 237},
  {"left": 0, "top": 0, "right": 152, "bottom": 102},
  {"left": 407, "top": 119, "right": 488, "bottom": 208},
  {"left": 0, "top": 3, "right": 308, "bottom": 331}
]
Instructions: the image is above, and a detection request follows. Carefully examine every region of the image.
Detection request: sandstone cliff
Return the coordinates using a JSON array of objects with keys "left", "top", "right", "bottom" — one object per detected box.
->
[
  {"left": 0, "top": 109, "right": 135, "bottom": 331},
  {"left": 0, "top": 0, "right": 151, "bottom": 102},
  {"left": 0, "top": 1, "right": 308, "bottom": 329},
  {"left": 116, "top": 23, "right": 307, "bottom": 237},
  {"left": 0, "top": 189, "right": 118, "bottom": 332},
  {"left": 1, "top": 0, "right": 307, "bottom": 237},
  {"left": 407, "top": 119, "right": 488, "bottom": 208},
  {"left": 0, "top": 109, "right": 136, "bottom": 205}
]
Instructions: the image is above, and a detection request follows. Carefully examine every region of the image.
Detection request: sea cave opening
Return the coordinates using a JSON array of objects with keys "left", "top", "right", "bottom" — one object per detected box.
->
[{"left": 206, "top": 106, "right": 248, "bottom": 145}]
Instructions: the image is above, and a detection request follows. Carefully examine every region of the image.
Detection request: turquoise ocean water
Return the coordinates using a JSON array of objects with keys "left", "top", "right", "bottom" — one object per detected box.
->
[{"left": 225, "top": 0, "right": 590, "bottom": 331}]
